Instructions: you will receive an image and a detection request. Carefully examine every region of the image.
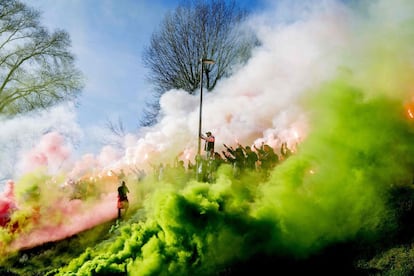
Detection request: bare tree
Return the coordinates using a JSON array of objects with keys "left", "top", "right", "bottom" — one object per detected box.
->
[
  {"left": 141, "top": 0, "right": 257, "bottom": 126},
  {"left": 104, "top": 117, "right": 127, "bottom": 149},
  {"left": 0, "top": 0, "right": 83, "bottom": 116}
]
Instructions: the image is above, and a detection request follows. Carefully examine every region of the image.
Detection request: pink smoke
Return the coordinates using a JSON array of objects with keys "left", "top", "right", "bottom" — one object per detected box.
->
[
  {"left": 0, "top": 180, "right": 16, "bottom": 227},
  {"left": 20, "top": 132, "right": 71, "bottom": 174},
  {"left": 9, "top": 192, "right": 119, "bottom": 252}
]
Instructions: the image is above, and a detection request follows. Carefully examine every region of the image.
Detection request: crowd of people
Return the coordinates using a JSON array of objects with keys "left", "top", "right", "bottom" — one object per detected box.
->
[
  {"left": 0, "top": 132, "right": 294, "bottom": 227},
  {"left": 68, "top": 131, "right": 295, "bottom": 221},
  {"left": 149, "top": 131, "right": 295, "bottom": 183},
  {"left": 192, "top": 142, "right": 293, "bottom": 182}
]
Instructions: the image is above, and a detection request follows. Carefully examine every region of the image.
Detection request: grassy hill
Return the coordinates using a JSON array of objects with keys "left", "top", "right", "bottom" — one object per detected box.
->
[{"left": 1, "top": 184, "right": 414, "bottom": 275}]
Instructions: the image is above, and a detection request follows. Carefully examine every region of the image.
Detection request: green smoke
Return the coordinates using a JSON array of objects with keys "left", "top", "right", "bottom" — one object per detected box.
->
[
  {"left": 253, "top": 80, "right": 414, "bottom": 257},
  {"left": 55, "top": 83, "right": 414, "bottom": 274},
  {"left": 57, "top": 166, "right": 273, "bottom": 275},
  {"left": 54, "top": 1, "right": 414, "bottom": 275}
]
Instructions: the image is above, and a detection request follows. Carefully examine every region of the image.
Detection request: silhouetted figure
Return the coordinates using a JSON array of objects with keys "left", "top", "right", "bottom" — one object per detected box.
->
[
  {"left": 223, "top": 144, "right": 236, "bottom": 165},
  {"left": 117, "top": 180, "right": 130, "bottom": 219},
  {"left": 255, "top": 143, "right": 279, "bottom": 173},
  {"left": 223, "top": 143, "right": 245, "bottom": 176},
  {"left": 261, "top": 144, "right": 279, "bottom": 170},
  {"left": 280, "top": 142, "right": 292, "bottom": 160},
  {"left": 241, "top": 145, "right": 259, "bottom": 170},
  {"left": 213, "top": 152, "right": 225, "bottom": 169}
]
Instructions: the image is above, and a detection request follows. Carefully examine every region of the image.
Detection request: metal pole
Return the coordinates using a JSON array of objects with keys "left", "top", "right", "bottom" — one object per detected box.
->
[
  {"left": 196, "top": 58, "right": 214, "bottom": 181},
  {"left": 197, "top": 58, "right": 215, "bottom": 157},
  {"left": 197, "top": 60, "right": 204, "bottom": 156}
]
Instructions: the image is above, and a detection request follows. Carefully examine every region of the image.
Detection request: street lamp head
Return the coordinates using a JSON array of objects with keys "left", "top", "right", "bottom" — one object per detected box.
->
[{"left": 201, "top": 58, "right": 215, "bottom": 64}]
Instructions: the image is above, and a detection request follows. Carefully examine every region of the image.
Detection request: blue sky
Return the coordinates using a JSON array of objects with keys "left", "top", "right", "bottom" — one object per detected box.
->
[
  {"left": 2, "top": 0, "right": 374, "bottom": 183},
  {"left": 2, "top": 0, "right": 409, "bottom": 186},
  {"left": 21, "top": 0, "right": 267, "bottom": 154}
]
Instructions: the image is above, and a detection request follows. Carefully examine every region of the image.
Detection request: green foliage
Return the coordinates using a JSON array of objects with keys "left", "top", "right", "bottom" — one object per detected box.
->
[{"left": 0, "top": 0, "right": 84, "bottom": 116}]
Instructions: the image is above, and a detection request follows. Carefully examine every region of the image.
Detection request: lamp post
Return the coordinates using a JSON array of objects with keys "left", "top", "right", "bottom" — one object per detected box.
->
[
  {"left": 197, "top": 58, "right": 215, "bottom": 156},
  {"left": 196, "top": 58, "right": 214, "bottom": 181}
]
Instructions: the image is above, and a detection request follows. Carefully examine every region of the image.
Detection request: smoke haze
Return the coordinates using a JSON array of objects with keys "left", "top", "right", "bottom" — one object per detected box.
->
[{"left": 1, "top": 0, "right": 414, "bottom": 274}]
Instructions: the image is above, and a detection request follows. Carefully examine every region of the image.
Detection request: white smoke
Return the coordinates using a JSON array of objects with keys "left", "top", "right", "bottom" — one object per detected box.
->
[
  {"left": 0, "top": 103, "right": 82, "bottom": 185},
  {"left": 5, "top": 0, "right": 406, "bottom": 186},
  {"left": 121, "top": 0, "right": 351, "bottom": 169}
]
